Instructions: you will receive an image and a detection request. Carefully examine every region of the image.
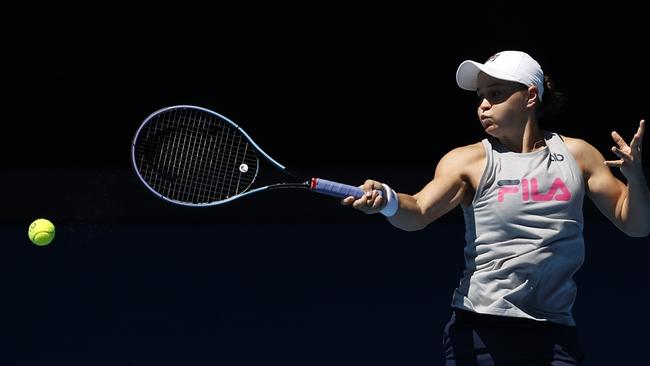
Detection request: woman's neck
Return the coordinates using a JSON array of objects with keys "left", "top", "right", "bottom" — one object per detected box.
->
[{"left": 496, "top": 122, "right": 545, "bottom": 153}]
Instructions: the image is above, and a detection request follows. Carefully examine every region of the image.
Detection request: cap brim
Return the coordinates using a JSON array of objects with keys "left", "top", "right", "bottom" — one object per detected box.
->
[{"left": 455, "top": 60, "right": 520, "bottom": 91}]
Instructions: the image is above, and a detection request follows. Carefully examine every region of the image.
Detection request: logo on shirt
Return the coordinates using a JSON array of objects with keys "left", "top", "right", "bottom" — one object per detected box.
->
[{"left": 497, "top": 177, "right": 571, "bottom": 202}]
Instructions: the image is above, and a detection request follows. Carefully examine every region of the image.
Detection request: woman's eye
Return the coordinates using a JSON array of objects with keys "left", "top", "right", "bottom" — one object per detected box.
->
[{"left": 490, "top": 90, "right": 502, "bottom": 98}]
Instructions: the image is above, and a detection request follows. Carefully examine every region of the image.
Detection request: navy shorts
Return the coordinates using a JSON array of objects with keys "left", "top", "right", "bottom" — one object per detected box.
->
[{"left": 442, "top": 308, "right": 584, "bottom": 365}]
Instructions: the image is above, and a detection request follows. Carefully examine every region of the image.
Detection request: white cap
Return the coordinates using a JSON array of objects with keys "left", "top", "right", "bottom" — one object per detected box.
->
[{"left": 456, "top": 50, "right": 544, "bottom": 101}]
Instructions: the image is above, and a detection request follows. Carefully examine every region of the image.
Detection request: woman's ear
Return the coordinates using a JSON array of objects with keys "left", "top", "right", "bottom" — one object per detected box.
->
[{"left": 526, "top": 85, "right": 539, "bottom": 108}]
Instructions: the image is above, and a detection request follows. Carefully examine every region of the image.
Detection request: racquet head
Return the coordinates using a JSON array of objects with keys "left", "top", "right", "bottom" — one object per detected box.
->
[{"left": 131, "top": 105, "right": 261, "bottom": 206}]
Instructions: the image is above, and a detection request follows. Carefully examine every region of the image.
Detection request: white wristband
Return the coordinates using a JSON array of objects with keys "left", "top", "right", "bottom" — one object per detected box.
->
[{"left": 380, "top": 183, "right": 399, "bottom": 217}]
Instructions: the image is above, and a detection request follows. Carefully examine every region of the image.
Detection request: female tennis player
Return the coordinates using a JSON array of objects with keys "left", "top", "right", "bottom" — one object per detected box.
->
[{"left": 342, "top": 50, "right": 650, "bottom": 365}]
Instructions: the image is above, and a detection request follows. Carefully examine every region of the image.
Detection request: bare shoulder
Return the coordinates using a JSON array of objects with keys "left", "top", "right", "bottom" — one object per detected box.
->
[
  {"left": 436, "top": 142, "right": 486, "bottom": 177},
  {"left": 560, "top": 135, "right": 601, "bottom": 156},
  {"left": 560, "top": 135, "right": 592, "bottom": 152},
  {"left": 438, "top": 142, "right": 484, "bottom": 165},
  {"left": 559, "top": 135, "right": 604, "bottom": 174}
]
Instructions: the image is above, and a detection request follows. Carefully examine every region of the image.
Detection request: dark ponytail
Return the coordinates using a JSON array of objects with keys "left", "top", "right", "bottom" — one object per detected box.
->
[{"left": 538, "top": 75, "right": 566, "bottom": 118}]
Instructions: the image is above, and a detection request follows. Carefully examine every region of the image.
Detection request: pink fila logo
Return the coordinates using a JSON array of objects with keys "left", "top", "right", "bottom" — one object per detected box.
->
[{"left": 497, "top": 178, "right": 571, "bottom": 202}]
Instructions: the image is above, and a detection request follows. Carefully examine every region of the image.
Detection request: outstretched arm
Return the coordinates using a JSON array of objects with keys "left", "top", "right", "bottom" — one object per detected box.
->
[
  {"left": 582, "top": 120, "right": 650, "bottom": 237},
  {"left": 341, "top": 145, "right": 482, "bottom": 231}
]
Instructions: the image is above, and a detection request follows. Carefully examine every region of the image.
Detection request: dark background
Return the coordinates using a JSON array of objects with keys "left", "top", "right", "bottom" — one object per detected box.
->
[{"left": 1, "top": 3, "right": 649, "bottom": 365}]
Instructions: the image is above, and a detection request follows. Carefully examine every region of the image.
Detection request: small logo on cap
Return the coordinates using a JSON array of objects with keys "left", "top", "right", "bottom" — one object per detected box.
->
[{"left": 486, "top": 53, "right": 500, "bottom": 63}]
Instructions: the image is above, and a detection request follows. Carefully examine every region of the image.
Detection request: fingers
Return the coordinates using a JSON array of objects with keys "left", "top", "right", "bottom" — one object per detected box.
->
[
  {"left": 341, "top": 179, "right": 386, "bottom": 214},
  {"left": 610, "top": 144, "right": 635, "bottom": 166},
  {"left": 611, "top": 145, "right": 628, "bottom": 157},
  {"left": 341, "top": 180, "right": 378, "bottom": 206},
  {"left": 630, "top": 119, "right": 645, "bottom": 151},
  {"left": 359, "top": 195, "right": 386, "bottom": 212},
  {"left": 604, "top": 158, "right": 624, "bottom": 168},
  {"left": 610, "top": 131, "right": 629, "bottom": 150},
  {"left": 610, "top": 119, "right": 646, "bottom": 161},
  {"left": 612, "top": 119, "right": 645, "bottom": 152},
  {"left": 341, "top": 196, "right": 355, "bottom": 205},
  {"left": 352, "top": 191, "right": 385, "bottom": 210},
  {"left": 362, "top": 179, "right": 383, "bottom": 195},
  {"left": 605, "top": 119, "right": 646, "bottom": 172}
]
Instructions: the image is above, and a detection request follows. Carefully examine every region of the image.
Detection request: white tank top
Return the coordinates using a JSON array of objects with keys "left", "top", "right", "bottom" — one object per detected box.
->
[{"left": 452, "top": 131, "right": 585, "bottom": 326}]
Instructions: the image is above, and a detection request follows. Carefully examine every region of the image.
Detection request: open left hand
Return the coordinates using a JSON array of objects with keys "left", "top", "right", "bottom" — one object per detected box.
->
[{"left": 604, "top": 119, "right": 645, "bottom": 179}]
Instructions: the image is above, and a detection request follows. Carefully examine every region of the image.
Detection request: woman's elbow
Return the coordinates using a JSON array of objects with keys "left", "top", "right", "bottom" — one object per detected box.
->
[
  {"left": 390, "top": 217, "right": 431, "bottom": 232},
  {"left": 400, "top": 224, "right": 427, "bottom": 232}
]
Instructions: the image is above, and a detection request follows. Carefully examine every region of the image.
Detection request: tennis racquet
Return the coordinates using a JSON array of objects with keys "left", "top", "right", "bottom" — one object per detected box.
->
[{"left": 131, "top": 105, "right": 378, "bottom": 206}]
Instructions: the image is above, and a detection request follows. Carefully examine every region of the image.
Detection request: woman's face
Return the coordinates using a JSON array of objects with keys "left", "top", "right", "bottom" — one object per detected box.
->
[{"left": 475, "top": 72, "right": 530, "bottom": 137}]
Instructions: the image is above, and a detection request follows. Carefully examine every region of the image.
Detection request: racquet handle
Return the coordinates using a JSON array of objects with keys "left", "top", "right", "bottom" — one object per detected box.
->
[{"left": 310, "top": 178, "right": 383, "bottom": 199}]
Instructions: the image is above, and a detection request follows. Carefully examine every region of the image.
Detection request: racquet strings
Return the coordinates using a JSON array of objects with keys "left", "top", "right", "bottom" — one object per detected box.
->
[{"left": 133, "top": 107, "right": 259, "bottom": 204}]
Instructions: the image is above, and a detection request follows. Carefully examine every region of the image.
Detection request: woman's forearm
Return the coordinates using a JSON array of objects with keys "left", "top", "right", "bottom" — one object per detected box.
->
[{"left": 620, "top": 176, "right": 650, "bottom": 237}]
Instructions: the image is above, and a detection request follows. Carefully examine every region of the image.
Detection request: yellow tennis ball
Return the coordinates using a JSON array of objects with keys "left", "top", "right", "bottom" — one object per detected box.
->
[{"left": 28, "top": 218, "right": 56, "bottom": 246}]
